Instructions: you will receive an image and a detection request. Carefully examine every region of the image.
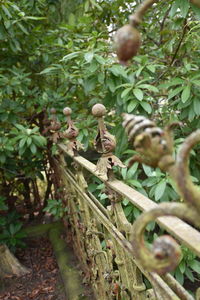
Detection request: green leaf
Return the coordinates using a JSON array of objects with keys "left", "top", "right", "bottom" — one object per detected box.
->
[
  {"left": 2, "top": 5, "right": 12, "bottom": 18},
  {"left": 61, "top": 52, "right": 81, "bottom": 62},
  {"left": 121, "top": 88, "right": 132, "bottom": 99},
  {"left": 179, "top": 0, "right": 190, "bottom": 17},
  {"left": 137, "top": 84, "right": 159, "bottom": 93},
  {"left": 19, "top": 137, "right": 27, "bottom": 149},
  {"left": 94, "top": 54, "right": 105, "bottom": 64},
  {"left": 121, "top": 168, "right": 127, "bottom": 180},
  {"left": 190, "top": 260, "right": 200, "bottom": 273},
  {"left": 185, "top": 268, "right": 195, "bottom": 282},
  {"left": 32, "top": 135, "right": 47, "bottom": 147},
  {"left": 26, "top": 137, "right": 32, "bottom": 146},
  {"left": 30, "top": 143, "right": 37, "bottom": 154},
  {"left": 146, "top": 65, "right": 156, "bottom": 73},
  {"left": 98, "top": 73, "right": 105, "bottom": 83},
  {"left": 90, "top": 0, "right": 103, "bottom": 11},
  {"left": 127, "top": 100, "right": 138, "bottom": 113},
  {"left": 84, "top": 52, "right": 94, "bottom": 63},
  {"left": 15, "top": 124, "right": 26, "bottom": 132},
  {"left": 142, "top": 165, "right": 153, "bottom": 177},
  {"left": 9, "top": 224, "right": 15, "bottom": 235},
  {"left": 181, "top": 85, "right": 191, "bottom": 103},
  {"left": 107, "top": 78, "right": 115, "bottom": 93},
  {"left": 122, "top": 198, "right": 129, "bottom": 206},
  {"left": 193, "top": 98, "right": 200, "bottom": 116},
  {"left": 40, "top": 66, "right": 58, "bottom": 75},
  {"left": 133, "top": 88, "right": 143, "bottom": 101},
  {"left": 127, "top": 163, "right": 138, "bottom": 179},
  {"left": 175, "top": 267, "right": 184, "bottom": 285},
  {"left": 179, "top": 261, "right": 186, "bottom": 273},
  {"left": 109, "top": 65, "right": 127, "bottom": 78},
  {"left": 16, "top": 22, "right": 29, "bottom": 35},
  {"left": 170, "top": 0, "right": 181, "bottom": 17},
  {"left": 127, "top": 179, "right": 142, "bottom": 188},
  {"left": 140, "top": 101, "right": 152, "bottom": 113},
  {"left": 168, "top": 86, "right": 184, "bottom": 100},
  {"left": 154, "top": 180, "right": 166, "bottom": 201},
  {"left": 124, "top": 205, "right": 133, "bottom": 217}
]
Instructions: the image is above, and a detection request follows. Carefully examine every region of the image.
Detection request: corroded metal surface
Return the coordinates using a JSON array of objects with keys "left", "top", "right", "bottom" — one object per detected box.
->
[
  {"left": 56, "top": 143, "right": 197, "bottom": 300},
  {"left": 122, "top": 113, "right": 200, "bottom": 290},
  {"left": 62, "top": 107, "right": 83, "bottom": 156},
  {"left": 92, "top": 103, "right": 125, "bottom": 180},
  {"left": 42, "top": 108, "right": 61, "bottom": 143}
]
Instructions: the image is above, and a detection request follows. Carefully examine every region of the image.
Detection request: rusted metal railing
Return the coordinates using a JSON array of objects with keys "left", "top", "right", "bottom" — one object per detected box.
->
[{"left": 43, "top": 105, "right": 200, "bottom": 300}]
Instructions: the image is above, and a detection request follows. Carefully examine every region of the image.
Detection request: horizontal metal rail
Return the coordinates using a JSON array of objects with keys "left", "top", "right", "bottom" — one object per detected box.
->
[{"left": 58, "top": 143, "right": 200, "bottom": 258}]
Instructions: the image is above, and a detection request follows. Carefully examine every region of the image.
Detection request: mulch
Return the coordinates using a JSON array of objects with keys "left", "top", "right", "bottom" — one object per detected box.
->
[{"left": 0, "top": 237, "right": 66, "bottom": 300}]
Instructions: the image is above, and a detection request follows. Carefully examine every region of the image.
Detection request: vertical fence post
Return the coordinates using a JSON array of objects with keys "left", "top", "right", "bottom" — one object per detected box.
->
[{"left": 92, "top": 103, "right": 126, "bottom": 180}]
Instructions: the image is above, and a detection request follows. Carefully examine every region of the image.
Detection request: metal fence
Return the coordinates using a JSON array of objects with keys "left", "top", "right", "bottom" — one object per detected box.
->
[{"left": 43, "top": 102, "right": 200, "bottom": 300}]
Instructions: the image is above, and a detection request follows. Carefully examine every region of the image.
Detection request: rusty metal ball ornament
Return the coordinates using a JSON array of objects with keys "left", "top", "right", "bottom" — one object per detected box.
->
[
  {"left": 63, "top": 107, "right": 72, "bottom": 116},
  {"left": 92, "top": 104, "right": 106, "bottom": 117},
  {"left": 152, "top": 235, "right": 182, "bottom": 274},
  {"left": 115, "top": 24, "right": 141, "bottom": 65},
  {"left": 190, "top": 0, "right": 200, "bottom": 8},
  {"left": 50, "top": 107, "right": 56, "bottom": 114}
]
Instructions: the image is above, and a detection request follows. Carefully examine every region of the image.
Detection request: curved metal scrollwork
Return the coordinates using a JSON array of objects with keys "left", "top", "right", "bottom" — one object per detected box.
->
[{"left": 123, "top": 113, "right": 200, "bottom": 276}]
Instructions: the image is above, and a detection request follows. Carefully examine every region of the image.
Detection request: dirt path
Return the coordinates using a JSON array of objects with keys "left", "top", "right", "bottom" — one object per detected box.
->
[{"left": 0, "top": 237, "right": 65, "bottom": 300}]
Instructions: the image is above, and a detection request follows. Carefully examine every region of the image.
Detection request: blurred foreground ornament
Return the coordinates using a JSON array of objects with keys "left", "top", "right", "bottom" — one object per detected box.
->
[
  {"left": 115, "top": 25, "right": 141, "bottom": 65},
  {"left": 92, "top": 104, "right": 125, "bottom": 180},
  {"left": 114, "top": 0, "right": 200, "bottom": 64},
  {"left": 190, "top": 0, "right": 200, "bottom": 7},
  {"left": 122, "top": 113, "right": 200, "bottom": 275}
]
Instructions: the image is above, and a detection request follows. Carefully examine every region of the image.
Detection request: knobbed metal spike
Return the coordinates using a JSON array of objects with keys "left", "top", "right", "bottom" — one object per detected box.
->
[
  {"left": 92, "top": 104, "right": 125, "bottom": 180},
  {"left": 63, "top": 107, "right": 83, "bottom": 156},
  {"left": 122, "top": 113, "right": 200, "bottom": 278},
  {"left": 43, "top": 108, "right": 61, "bottom": 143}
]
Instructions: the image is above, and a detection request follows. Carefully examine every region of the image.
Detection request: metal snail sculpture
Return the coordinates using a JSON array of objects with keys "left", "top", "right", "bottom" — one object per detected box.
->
[
  {"left": 92, "top": 103, "right": 126, "bottom": 180},
  {"left": 122, "top": 114, "right": 200, "bottom": 277},
  {"left": 115, "top": 0, "right": 200, "bottom": 65}
]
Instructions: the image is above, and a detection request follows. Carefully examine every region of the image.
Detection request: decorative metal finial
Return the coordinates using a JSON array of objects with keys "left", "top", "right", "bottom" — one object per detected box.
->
[
  {"left": 63, "top": 107, "right": 83, "bottom": 156},
  {"left": 42, "top": 108, "right": 61, "bottom": 143},
  {"left": 122, "top": 113, "right": 200, "bottom": 276},
  {"left": 92, "top": 104, "right": 125, "bottom": 180}
]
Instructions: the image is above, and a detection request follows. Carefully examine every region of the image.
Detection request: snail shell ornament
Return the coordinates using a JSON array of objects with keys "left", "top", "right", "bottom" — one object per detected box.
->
[{"left": 122, "top": 113, "right": 175, "bottom": 171}]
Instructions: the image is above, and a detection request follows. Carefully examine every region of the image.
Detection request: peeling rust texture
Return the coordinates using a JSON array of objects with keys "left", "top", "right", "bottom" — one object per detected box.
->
[{"left": 57, "top": 143, "right": 198, "bottom": 300}]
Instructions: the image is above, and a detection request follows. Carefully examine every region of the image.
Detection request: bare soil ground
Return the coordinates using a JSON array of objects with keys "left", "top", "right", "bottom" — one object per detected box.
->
[{"left": 0, "top": 237, "right": 66, "bottom": 300}]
